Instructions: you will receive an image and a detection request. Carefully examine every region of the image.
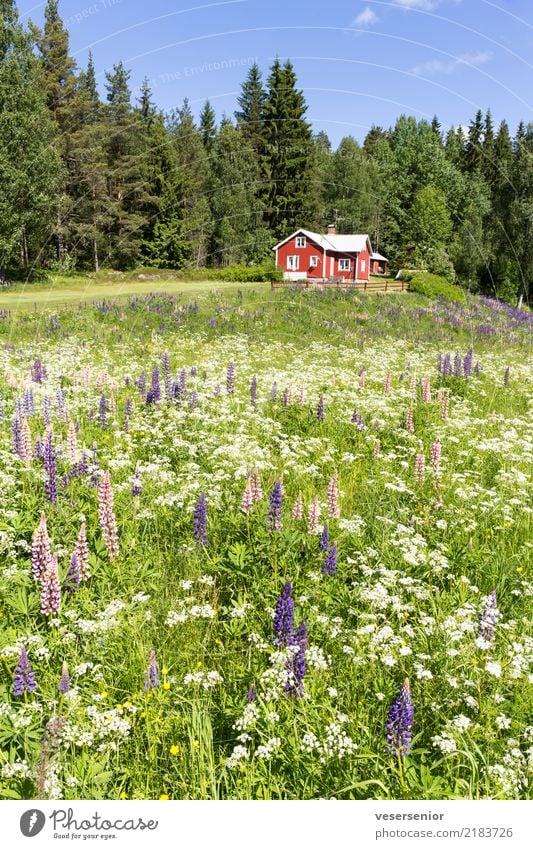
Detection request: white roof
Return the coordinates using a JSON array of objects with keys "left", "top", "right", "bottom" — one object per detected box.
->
[
  {"left": 371, "top": 252, "right": 388, "bottom": 262},
  {"left": 273, "top": 229, "right": 373, "bottom": 254}
]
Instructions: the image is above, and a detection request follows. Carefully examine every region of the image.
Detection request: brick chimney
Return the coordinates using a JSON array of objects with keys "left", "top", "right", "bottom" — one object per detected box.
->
[{"left": 327, "top": 224, "right": 336, "bottom": 235}]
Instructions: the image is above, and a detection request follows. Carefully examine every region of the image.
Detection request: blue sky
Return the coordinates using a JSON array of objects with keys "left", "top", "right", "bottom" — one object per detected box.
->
[{"left": 18, "top": 0, "right": 533, "bottom": 146}]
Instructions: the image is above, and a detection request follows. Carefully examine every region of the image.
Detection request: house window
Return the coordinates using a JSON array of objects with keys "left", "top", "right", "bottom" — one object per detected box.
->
[
  {"left": 295, "top": 236, "right": 306, "bottom": 248},
  {"left": 287, "top": 256, "right": 299, "bottom": 271},
  {"left": 339, "top": 258, "right": 351, "bottom": 271},
  {"left": 310, "top": 256, "right": 319, "bottom": 267},
  {"left": 361, "top": 260, "right": 366, "bottom": 272}
]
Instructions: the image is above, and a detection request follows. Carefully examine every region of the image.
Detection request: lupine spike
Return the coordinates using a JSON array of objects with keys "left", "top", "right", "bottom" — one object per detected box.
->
[
  {"left": 144, "top": 650, "right": 159, "bottom": 691},
  {"left": 193, "top": 492, "right": 208, "bottom": 547},
  {"left": 292, "top": 491, "right": 303, "bottom": 521},
  {"left": 32, "top": 512, "right": 52, "bottom": 582},
  {"left": 267, "top": 480, "right": 283, "bottom": 532},
  {"left": 59, "top": 661, "right": 70, "bottom": 694},
  {"left": 41, "top": 553, "right": 61, "bottom": 616},
  {"left": 98, "top": 471, "right": 120, "bottom": 560},
  {"left": 273, "top": 582, "right": 294, "bottom": 647},
  {"left": 307, "top": 496, "right": 320, "bottom": 534},
  {"left": 327, "top": 471, "right": 340, "bottom": 519},
  {"left": 13, "top": 647, "right": 36, "bottom": 696},
  {"left": 74, "top": 522, "right": 90, "bottom": 580}
]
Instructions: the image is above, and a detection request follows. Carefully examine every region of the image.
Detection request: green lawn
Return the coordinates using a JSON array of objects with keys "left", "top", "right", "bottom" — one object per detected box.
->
[{"left": 0, "top": 276, "right": 263, "bottom": 311}]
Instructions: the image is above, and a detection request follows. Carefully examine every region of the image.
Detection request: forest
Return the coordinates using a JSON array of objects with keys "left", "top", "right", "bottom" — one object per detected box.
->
[{"left": 0, "top": 0, "right": 531, "bottom": 303}]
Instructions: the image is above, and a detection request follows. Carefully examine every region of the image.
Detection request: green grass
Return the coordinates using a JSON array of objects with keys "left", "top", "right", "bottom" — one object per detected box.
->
[{"left": 0, "top": 286, "right": 531, "bottom": 801}]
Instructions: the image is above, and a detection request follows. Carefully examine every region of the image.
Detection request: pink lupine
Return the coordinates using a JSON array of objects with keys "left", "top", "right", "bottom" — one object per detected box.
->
[
  {"left": 67, "top": 419, "right": 78, "bottom": 464},
  {"left": 98, "top": 471, "right": 120, "bottom": 560},
  {"left": 415, "top": 452, "right": 426, "bottom": 483},
  {"left": 241, "top": 478, "right": 254, "bottom": 514},
  {"left": 109, "top": 393, "right": 116, "bottom": 415},
  {"left": 74, "top": 522, "right": 90, "bottom": 580},
  {"left": 409, "top": 373, "right": 417, "bottom": 398},
  {"left": 292, "top": 491, "right": 303, "bottom": 521},
  {"left": 21, "top": 418, "right": 32, "bottom": 464},
  {"left": 374, "top": 440, "right": 381, "bottom": 457},
  {"left": 422, "top": 376, "right": 431, "bottom": 403},
  {"left": 251, "top": 466, "right": 262, "bottom": 502},
  {"left": 431, "top": 441, "right": 442, "bottom": 477},
  {"left": 307, "top": 496, "right": 320, "bottom": 534},
  {"left": 41, "top": 553, "right": 61, "bottom": 616},
  {"left": 359, "top": 368, "right": 366, "bottom": 389},
  {"left": 298, "top": 386, "right": 306, "bottom": 406},
  {"left": 32, "top": 512, "right": 52, "bottom": 582},
  {"left": 405, "top": 407, "right": 414, "bottom": 433},
  {"left": 383, "top": 371, "right": 392, "bottom": 395},
  {"left": 327, "top": 471, "right": 340, "bottom": 519}
]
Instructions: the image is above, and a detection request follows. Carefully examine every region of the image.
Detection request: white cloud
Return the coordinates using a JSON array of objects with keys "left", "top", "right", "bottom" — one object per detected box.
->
[
  {"left": 393, "top": 0, "right": 438, "bottom": 9},
  {"left": 411, "top": 50, "right": 493, "bottom": 76},
  {"left": 353, "top": 7, "right": 379, "bottom": 27}
]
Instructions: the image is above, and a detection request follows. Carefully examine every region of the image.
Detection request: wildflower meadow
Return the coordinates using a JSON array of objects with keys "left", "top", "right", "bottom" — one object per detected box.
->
[{"left": 0, "top": 285, "right": 531, "bottom": 801}]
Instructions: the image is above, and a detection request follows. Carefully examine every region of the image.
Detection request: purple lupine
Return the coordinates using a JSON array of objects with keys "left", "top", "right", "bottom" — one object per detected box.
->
[
  {"left": 144, "top": 650, "right": 159, "bottom": 691},
  {"left": 137, "top": 372, "right": 146, "bottom": 397},
  {"left": 323, "top": 543, "right": 337, "bottom": 576},
  {"left": 123, "top": 397, "right": 132, "bottom": 431},
  {"left": 267, "top": 480, "right": 283, "bottom": 532},
  {"left": 59, "top": 662, "right": 70, "bottom": 694},
  {"left": 478, "top": 590, "right": 498, "bottom": 644},
  {"left": 287, "top": 622, "right": 307, "bottom": 697},
  {"left": 56, "top": 389, "right": 66, "bottom": 415},
  {"left": 317, "top": 395, "right": 325, "bottom": 422},
  {"left": 98, "top": 394, "right": 107, "bottom": 428},
  {"left": 270, "top": 382, "right": 278, "bottom": 402},
  {"left": 66, "top": 553, "right": 81, "bottom": 592},
  {"left": 319, "top": 524, "right": 329, "bottom": 552},
  {"left": 33, "top": 435, "right": 43, "bottom": 460},
  {"left": 131, "top": 465, "right": 142, "bottom": 497},
  {"left": 41, "top": 553, "right": 61, "bottom": 616},
  {"left": 442, "top": 353, "right": 452, "bottom": 376},
  {"left": 44, "top": 432, "right": 58, "bottom": 504},
  {"left": 250, "top": 376, "right": 257, "bottom": 406},
  {"left": 179, "top": 368, "right": 187, "bottom": 394},
  {"left": 32, "top": 358, "right": 44, "bottom": 384},
  {"left": 42, "top": 395, "right": 52, "bottom": 427},
  {"left": 213, "top": 383, "right": 221, "bottom": 397},
  {"left": 188, "top": 390, "right": 198, "bottom": 410},
  {"left": 246, "top": 686, "right": 257, "bottom": 702},
  {"left": 453, "top": 353, "right": 462, "bottom": 378},
  {"left": 193, "top": 492, "right": 208, "bottom": 547},
  {"left": 385, "top": 679, "right": 414, "bottom": 757},
  {"left": 464, "top": 348, "right": 473, "bottom": 378},
  {"left": 23, "top": 389, "right": 34, "bottom": 417},
  {"left": 151, "top": 368, "right": 161, "bottom": 403},
  {"left": 11, "top": 413, "right": 22, "bottom": 458},
  {"left": 273, "top": 581, "right": 294, "bottom": 647},
  {"left": 226, "top": 361, "right": 235, "bottom": 395},
  {"left": 161, "top": 352, "right": 171, "bottom": 398},
  {"left": 13, "top": 647, "right": 36, "bottom": 696},
  {"left": 504, "top": 367, "right": 510, "bottom": 386}
]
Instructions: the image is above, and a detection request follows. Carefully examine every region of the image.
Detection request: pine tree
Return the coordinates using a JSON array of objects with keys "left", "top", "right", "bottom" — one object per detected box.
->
[
  {"left": 29, "top": 0, "right": 77, "bottom": 130},
  {"left": 85, "top": 51, "right": 99, "bottom": 110},
  {"left": 464, "top": 109, "right": 484, "bottom": 173},
  {"left": 138, "top": 77, "right": 156, "bottom": 124}
]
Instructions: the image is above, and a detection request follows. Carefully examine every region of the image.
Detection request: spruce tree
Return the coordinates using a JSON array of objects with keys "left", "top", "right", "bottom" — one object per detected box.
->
[
  {"left": 0, "top": 0, "right": 62, "bottom": 273},
  {"left": 235, "top": 62, "right": 266, "bottom": 153},
  {"left": 261, "top": 59, "right": 317, "bottom": 238},
  {"left": 29, "top": 0, "right": 77, "bottom": 130},
  {"left": 200, "top": 100, "right": 217, "bottom": 152},
  {"left": 464, "top": 109, "right": 484, "bottom": 173}
]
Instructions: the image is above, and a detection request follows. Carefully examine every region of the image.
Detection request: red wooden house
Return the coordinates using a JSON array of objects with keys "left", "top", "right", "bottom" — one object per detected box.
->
[{"left": 273, "top": 225, "right": 382, "bottom": 283}]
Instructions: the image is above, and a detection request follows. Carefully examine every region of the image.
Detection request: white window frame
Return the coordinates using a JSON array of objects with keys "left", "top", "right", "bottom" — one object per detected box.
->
[
  {"left": 339, "top": 258, "right": 351, "bottom": 271},
  {"left": 295, "top": 235, "right": 307, "bottom": 248},
  {"left": 287, "top": 255, "right": 300, "bottom": 271},
  {"left": 361, "top": 260, "right": 366, "bottom": 272},
  {"left": 310, "top": 256, "right": 319, "bottom": 268}
]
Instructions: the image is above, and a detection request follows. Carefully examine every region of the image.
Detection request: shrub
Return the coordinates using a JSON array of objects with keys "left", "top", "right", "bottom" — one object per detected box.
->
[{"left": 405, "top": 272, "right": 466, "bottom": 304}]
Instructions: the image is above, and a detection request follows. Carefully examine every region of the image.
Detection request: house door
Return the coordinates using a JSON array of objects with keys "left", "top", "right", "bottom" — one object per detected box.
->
[{"left": 330, "top": 256, "right": 334, "bottom": 276}]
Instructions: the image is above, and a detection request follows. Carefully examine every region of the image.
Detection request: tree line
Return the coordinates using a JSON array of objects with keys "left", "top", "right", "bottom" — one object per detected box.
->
[{"left": 0, "top": 0, "right": 531, "bottom": 302}]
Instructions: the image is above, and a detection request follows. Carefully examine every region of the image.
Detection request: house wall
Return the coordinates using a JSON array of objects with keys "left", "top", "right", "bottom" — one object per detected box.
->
[
  {"left": 277, "top": 235, "right": 325, "bottom": 279},
  {"left": 358, "top": 248, "right": 370, "bottom": 281}
]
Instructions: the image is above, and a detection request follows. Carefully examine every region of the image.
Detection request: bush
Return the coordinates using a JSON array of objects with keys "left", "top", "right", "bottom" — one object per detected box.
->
[
  {"left": 167, "top": 264, "right": 282, "bottom": 283},
  {"left": 404, "top": 272, "right": 466, "bottom": 304}
]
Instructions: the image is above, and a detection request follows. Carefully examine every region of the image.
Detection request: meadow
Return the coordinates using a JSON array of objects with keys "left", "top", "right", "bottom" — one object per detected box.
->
[{"left": 0, "top": 283, "right": 531, "bottom": 801}]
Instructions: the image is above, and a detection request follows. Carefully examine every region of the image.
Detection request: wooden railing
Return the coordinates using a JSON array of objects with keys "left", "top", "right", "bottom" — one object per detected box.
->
[{"left": 271, "top": 278, "right": 408, "bottom": 293}]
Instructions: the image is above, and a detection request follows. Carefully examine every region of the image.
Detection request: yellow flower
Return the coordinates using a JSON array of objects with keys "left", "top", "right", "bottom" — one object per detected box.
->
[
  {"left": 215, "top": 639, "right": 222, "bottom": 647},
  {"left": 115, "top": 704, "right": 123, "bottom": 711},
  {"left": 196, "top": 661, "right": 203, "bottom": 668},
  {"left": 100, "top": 691, "right": 108, "bottom": 699},
  {"left": 159, "top": 794, "right": 169, "bottom": 801},
  {"left": 119, "top": 791, "right": 128, "bottom": 800},
  {"left": 192, "top": 739, "right": 200, "bottom": 750},
  {"left": 124, "top": 701, "right": 132, "bottom": 709},
  {"left": 162, "top": 667, "right": 169, "bottom": 676},
  {"left": 140, "top": 711, "right": 147, "bottom": 719},
  {"left": 170, "top": 745, "right": 181, "bottom": 756},
  {"left": 517, "top": 567, "right": 524, "bottom": 573},
  {"left": 163, "top": 682, "right": 170, "bottom": 691}
]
